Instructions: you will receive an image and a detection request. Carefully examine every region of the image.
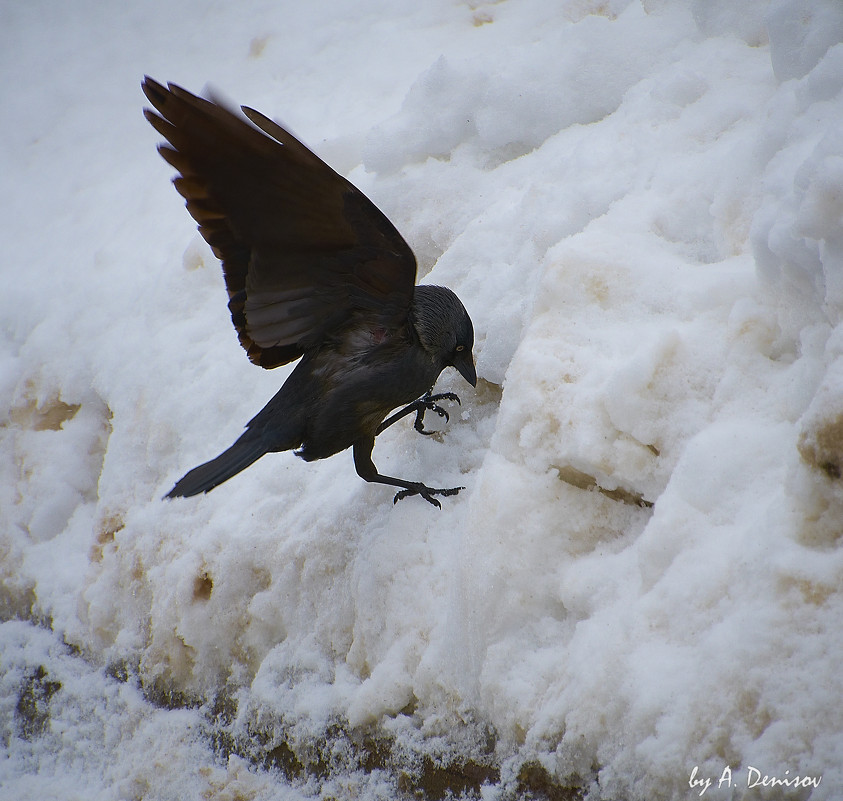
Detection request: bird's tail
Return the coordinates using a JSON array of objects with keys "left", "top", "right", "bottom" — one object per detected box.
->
[{"left": 165, "top": 433, "right": 268, "bottom": 498}]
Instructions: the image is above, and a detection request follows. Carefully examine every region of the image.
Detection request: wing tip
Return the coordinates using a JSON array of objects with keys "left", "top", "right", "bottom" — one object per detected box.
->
[{"left": 141, "top": 75, "right": 167, "bottom": 107}]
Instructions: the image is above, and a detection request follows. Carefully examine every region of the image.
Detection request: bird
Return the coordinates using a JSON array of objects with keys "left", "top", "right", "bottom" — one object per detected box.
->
[{"left": 142, "top": 77, "right": 476, "bottom": 507}]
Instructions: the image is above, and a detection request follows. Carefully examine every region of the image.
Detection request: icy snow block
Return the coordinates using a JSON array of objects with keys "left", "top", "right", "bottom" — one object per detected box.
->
[
  {"left": 767, "top": 0, "right": 843, "bottom": 82},
  {"left": 798, "top": 356, "right": 843, "bottom": 479}
]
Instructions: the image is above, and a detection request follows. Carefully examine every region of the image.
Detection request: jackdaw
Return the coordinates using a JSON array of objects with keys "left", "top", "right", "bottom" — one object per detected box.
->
[{"left": 142, "top": 78, "right": 476, "bottom": 507}]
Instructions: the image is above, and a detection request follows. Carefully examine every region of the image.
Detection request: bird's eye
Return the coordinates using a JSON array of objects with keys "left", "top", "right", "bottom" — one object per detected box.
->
[{"left": 455, "top": 345, "right": 465, "bottom": 352}]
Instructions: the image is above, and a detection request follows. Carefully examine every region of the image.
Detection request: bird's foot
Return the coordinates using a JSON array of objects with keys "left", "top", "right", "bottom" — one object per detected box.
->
[
  {"left": 414, "top": 391, "right": 461, "bottom": 435},
  {"left": 393, "top": 483, "right": 464, "bottom": 508}
]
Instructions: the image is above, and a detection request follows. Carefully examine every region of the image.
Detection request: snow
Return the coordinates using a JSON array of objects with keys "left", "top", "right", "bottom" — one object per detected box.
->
[{"left": 2, "top": 0, "right": 843, "bottom": 798}]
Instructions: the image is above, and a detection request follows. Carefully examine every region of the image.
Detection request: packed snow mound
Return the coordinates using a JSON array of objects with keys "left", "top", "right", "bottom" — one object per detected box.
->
[{"left": 2, "top": 1, "right": 843, "bottom": 799}]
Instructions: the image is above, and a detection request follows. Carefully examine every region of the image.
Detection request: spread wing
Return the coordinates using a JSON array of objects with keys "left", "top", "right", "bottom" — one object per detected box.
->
[{"left": 142, "top": 77, "right": 417, "bottom": 368}]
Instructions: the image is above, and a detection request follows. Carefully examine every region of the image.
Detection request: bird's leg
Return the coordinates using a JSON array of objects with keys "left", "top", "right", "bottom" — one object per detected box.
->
[
  {"left": 376, "top": 389, "right": 461, "bottom": 436},
  {"left": 353, "top": 438, "right": 464, "bottom": 509}
]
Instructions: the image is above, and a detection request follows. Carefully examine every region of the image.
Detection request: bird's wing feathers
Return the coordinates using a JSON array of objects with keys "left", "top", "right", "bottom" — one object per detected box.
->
[{"left": 141, "top": 77, "right": 417, "bottom": 369}]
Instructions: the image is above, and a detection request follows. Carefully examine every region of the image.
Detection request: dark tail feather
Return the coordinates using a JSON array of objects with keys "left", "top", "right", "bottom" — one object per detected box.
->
[{"left": 165, "top": 434, "right": 267, "bottom": 498}]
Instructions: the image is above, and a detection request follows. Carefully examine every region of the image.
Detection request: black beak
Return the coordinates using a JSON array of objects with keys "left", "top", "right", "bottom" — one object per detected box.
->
[{"left": 453, "top": 349, "right": 477, "bottom": 387}]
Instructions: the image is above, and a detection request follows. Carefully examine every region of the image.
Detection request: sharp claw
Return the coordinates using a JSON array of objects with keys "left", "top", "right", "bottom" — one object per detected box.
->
[
  {"left": 429, "top": 392, "right": 460, "bottom": 406},
  {"left": 392, "top": 485, "right": 464, "bottom": 507},
  {"left": 394, "top": 489, "right": 441, "bottom": 508},
  {"left": 412, "top": 391, "right": 461, "bottom": 435},
  {"left": 433, "top": 405, "right": 449, "bottom": 422}
]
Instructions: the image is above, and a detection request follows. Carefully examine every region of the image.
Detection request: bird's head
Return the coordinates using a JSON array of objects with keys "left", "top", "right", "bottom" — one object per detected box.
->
[{"left": 412, "top": 285, "right": 477, "bottom": 387}]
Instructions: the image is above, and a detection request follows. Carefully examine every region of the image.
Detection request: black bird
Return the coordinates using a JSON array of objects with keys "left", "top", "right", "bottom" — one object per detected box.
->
[{"left": 142, "top": 78, "right": 476, "bottom": 507}]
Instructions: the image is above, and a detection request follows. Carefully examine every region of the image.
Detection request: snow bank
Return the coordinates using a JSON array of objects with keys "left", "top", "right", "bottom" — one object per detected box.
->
[{"left": 2, "top": 0, "right": 843, "bottom": 798}]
